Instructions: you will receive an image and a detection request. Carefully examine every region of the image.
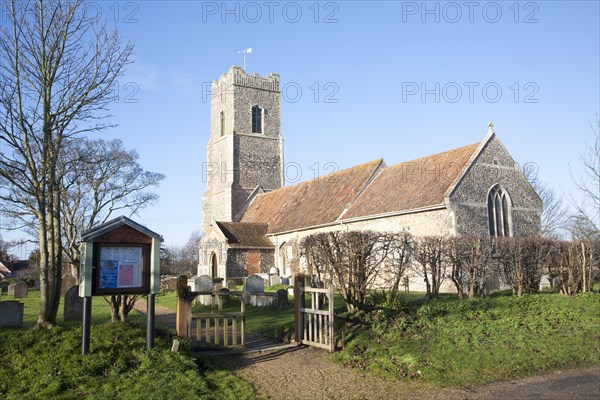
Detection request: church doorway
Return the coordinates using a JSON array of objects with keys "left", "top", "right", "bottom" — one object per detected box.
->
[{"left": 211, "top": 253, "right": 218, "bottom": 278}]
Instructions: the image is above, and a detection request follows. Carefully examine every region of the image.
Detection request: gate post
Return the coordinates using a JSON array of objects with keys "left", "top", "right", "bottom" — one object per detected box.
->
[
  {"left": 328, "top": 284, "right": 335, "bottom": 352},
  {"left": 294, "top": 274, "right": 305, "bottom": 344},
  {"left": 176, "top": 275, "right": 191, "bottom": 338}
]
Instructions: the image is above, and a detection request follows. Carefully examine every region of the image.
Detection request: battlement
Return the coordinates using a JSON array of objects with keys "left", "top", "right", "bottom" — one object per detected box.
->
[{"left": 213, "top": 66, "right": 280, "bottom": 95}]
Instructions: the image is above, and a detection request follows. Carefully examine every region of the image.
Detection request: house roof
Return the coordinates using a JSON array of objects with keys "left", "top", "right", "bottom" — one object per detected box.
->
[
  {"left": 215, "top": 221, "right": 273, "bottom": 248},
  {"left": 342, "top": 142, "right": 480, "bottom": 219},
  {"left": 81, "top": 216, "right": 163, "bottom": 242},
  {"left": 241, "top": 159, "right": 384, "bottom": 234},
  {"left": 240, "top": 141, "right": 483, "bottom": 234}
]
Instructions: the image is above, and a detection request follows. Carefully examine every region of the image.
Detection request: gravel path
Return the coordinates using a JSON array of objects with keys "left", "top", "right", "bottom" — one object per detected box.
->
[
  {"left": 135, "top": 300, "right": 599, "bottom": 399},
  {"left": 217, "top": 347, "right": 600, "bottom": 400}
]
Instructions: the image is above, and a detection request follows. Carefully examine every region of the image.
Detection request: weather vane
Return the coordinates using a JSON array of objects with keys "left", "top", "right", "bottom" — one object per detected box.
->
[{"left": 238, "top": 48, "right": 252, "bottom": 71}]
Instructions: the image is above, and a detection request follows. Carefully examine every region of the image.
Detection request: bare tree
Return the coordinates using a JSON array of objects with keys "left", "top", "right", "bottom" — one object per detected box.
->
[
  {"left": 180, "top": 231, "right": 202, "bottom": 275},
  {"left": 159, "top": 232, "right": 201, "bottom": 277},
  {"left": 523, "top": 163, "right": 569, "bottom": 238},
  {"left": 495, "top": 237, "right": 545, "bottom": 296},
  {"left": 570, "top": 117, "right": 600, "bottom": 240},
  {"left": 60, "top": 138, "right": 164, "bottom": 278},
  {"left": 385, "top": 232, "right": 412, "bottom": 294},
  {"left": 300, "top": 230, "right": 392, "bottom": 311},
  {"left": 412, "top": 236, "right": 447, "bottom": 299},
  {"left": 0, "top": 0, "right": 133, "bottom": 328},
  {"left": 555, "top": 239, "right": 598, "bottom": 295},
  {"left": 447, "top": 237, "right": 493, "bottom": 299}
]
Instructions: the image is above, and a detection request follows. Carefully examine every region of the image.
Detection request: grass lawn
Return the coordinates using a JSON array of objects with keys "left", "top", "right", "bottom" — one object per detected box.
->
[
  {"left": 0, "top": 290, "right": 256, "bottom": 399},
  {"left": 335, "top": 291, "right": 600, "bottom": 387}
]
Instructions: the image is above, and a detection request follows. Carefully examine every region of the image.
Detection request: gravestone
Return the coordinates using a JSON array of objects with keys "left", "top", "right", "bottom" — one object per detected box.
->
[
  {"left": 165, "top": 277, "right": 178, "bottom": 292},
  {"left": 217, "top": 287, "right": 231, "bottom": 308},
  {"left": 245, "top": 275, "right": 264, "bottom": 294},
  {"left": 63, "top": 285, "right": 83, "bottom": 321},
  {"left": 194, "top": 275, "right": 214, "bottom": 306},
  {"left": 9, "top": 282, "right": 28, "bottom": 298},
  {"left": 34, "top": 278, "right": 40, "bottom": 290},
  {"left": 271, "top": 276, "right": 281, "bottom": 286},
  {"left": 281, "top": 277, "right": 290, "bottom": 286},
  {"left": 0, "top": 281, "right": 9, "bottom": 292},
  {"left": 61, "top": 274, "right": 76, "bottom": 296},
  {"left": 276, "top": 289, "right": 289, "bottom": 309},
  {"left": 195, "top": 275, "right": 214, "bottom": 293},
  {"left": 0, "top": 301, "right": 24, "bottom": 328}
]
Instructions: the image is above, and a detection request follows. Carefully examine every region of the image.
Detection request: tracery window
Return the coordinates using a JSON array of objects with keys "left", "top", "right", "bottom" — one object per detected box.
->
[{"left": 488, "top": 184, "right": 512, "bottom": 237}]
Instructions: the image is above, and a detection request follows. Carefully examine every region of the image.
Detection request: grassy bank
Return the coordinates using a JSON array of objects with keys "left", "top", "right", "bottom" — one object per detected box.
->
[
  {"left": 335, "top": 291, "right": 600, "bottom": 387},
  {"left": 0, "top": 322, "right": 255, "bottom": 399},
  {"left": 0, "top": 291, "right": 256, "bottom": 399}
]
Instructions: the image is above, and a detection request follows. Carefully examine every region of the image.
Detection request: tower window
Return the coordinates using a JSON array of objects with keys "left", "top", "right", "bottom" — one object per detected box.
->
[
  {"left": 487, "top": 184, "right": 512, "bottom": 237},
  {"left": 252, "top": 105, "right": 263, "bottom": 133},
  {"left": 220, "top": 111, "right": 225, "bottom": 136}
]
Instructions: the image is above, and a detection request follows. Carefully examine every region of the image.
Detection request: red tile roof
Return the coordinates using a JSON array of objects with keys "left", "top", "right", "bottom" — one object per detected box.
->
[
  {"left": 241, "top": 159, "right": 384, "bottom": 233},
  {"left": 240, "top": 142, "right": 481, "bottom": 234},
  {"left": 215, "top": 221, "right": 273, "bottom": 247},
  {"left": 342, "top": 143, "right": 480, "bottom": 219}
]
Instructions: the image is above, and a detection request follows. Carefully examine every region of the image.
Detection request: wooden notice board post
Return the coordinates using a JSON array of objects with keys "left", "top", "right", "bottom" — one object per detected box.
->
[{"left": 79, "top": 216, "right": 162, "bottom": 355}]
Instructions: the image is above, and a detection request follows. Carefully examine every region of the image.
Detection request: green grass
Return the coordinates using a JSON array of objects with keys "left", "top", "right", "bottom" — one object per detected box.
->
[
  {"left": 0, "top": 290, "right": 256, "bottom": 399},
  {"left": 1, "top": 290, "right": 158, "bottom": 329},
  {"left": 0, "top": 322, "right": 254, "bottom": 399},
  {"left": 334, "top": 291, "right": 600, "bottom": 387}
]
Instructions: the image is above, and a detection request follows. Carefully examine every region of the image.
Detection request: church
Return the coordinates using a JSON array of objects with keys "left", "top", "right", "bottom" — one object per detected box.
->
[{"left": 198, "top": 66, "right": 542, "bottom": 289}]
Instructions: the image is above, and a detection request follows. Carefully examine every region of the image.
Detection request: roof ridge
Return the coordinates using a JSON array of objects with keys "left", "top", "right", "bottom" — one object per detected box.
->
[
  {"left": 385, "top": 142, "right": 481, "bottom": 170},
  {"left": 254, "top": 158, "right": 385, "bottom": 197}
]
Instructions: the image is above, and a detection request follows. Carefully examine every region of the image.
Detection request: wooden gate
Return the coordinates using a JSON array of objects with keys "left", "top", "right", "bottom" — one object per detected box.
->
[
  {"left": 190, "top": 293, "right": 245, "bottom": 350},
  {"left": 176, "top": 275, "right": 245, "bottom": 351},
  {"left": 294, "top": 274, "right": 335, "bottom": 352}
]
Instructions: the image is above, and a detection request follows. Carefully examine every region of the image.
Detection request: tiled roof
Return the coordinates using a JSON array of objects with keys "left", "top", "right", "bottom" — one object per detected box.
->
[
  {"left": 241, "top": 159, "right": 384, "bottom": 233},
  {"left": 215, "top": 221, "right": 273, "bottom": 248},
  {"left": 240, "top": 142, "right": 481, "bottom": 234},
  {"left": 342, "top": 143, "right": 480, "bottom": 219}
]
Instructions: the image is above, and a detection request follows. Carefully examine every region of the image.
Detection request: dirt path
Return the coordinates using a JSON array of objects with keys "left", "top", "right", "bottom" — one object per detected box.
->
[
  {"left": 216, "top": 347, "right": 600, "bottom": 400},
  {"left": 135, "top": 300, "right": 599, "bottom": 399}
]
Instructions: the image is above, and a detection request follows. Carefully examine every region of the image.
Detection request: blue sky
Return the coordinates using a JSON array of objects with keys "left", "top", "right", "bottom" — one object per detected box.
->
[{"left": 2, "top": 0, "right": 599, "bottom": 252}]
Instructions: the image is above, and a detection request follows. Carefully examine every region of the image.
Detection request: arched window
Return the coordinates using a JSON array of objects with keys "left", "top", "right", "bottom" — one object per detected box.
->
[
  {"left": 487, "top": 185, "right": 512, "bottom": 237},
  {"left": 251, "top": 105, "right": 263, "bottom": 133},
  {"left": 220, "top": 111, "right": 225, "bottom": 136},
  {"left": 279, "top": 242, "right": 287, "bottom": 276}
]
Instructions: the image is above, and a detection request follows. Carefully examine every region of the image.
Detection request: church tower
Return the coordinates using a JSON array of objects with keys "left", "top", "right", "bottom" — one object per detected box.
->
[{"left": 202, "top": 66, "right": 283, "bottom": 233}]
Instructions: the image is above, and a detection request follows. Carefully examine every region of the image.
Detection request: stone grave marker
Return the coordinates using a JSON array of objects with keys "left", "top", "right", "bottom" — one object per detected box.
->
[
  {"left": 61, "top": 274, "right": 77, "bottom": 296},
  {"left": 194, "top": 275, "right": 214, "bottom": 306},
  {"left": 271, "top": 275, "right": 281, "bottom": 286},
  {"left": 34, "top": 278, "right": 40, "bottom": 290},
  {"left": 9, "top": 282, "right": 28, "bottom": 298},
  {"left": 276, "top": 289, "right": 289, "bottom": 309},
  {"left": 0, "top": 301, "right": 24, "bottom": 328},
  {"left": 245, "top": 275, "right": 264, "bottom": 294},
  {"left": 165, "top": 277, "right": 178, "bottom": 292},
  {"left": 195, "top": 275, "right": 214, "bottom": 293},
  {"left": 0, "top": 281, "right": 9, "bottom": 292},
  {"left": 63, "top": 285, "right": 83, "bottom": 321}
]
